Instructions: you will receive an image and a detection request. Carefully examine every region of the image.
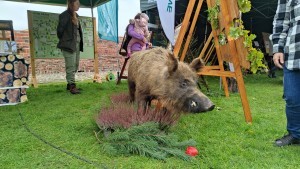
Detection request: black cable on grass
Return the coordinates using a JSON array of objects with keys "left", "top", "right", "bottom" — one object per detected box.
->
[{"left": 18, "top": 109, "right": 107, "bottom": 169}]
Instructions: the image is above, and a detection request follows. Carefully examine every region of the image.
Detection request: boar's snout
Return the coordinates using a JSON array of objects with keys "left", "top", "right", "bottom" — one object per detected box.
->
[{"left": 185, "top": 94, "right": 215, "bottom": 113}]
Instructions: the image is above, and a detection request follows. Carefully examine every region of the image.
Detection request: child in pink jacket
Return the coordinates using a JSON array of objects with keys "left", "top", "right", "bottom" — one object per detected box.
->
[{"left": 126, "top": 13, "right": 150, "bottom": 58}]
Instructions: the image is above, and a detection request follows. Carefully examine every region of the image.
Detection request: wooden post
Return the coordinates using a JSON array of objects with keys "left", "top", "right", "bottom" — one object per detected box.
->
[
  {"left": 179, "top": 0, "right": 204, "bottom": 61},
  {"left": 92, "top": 17, "right": 101, "bottom": 83},
  {"left": 206, "top": 0, "right": 230, "bottom": 98},
  {"left": 219, "top": 0, "right": 252, "bottom": 122},
  {"left": 173, "top": 0, "right": 196, "bottom": 58},
  {"left": 27, "top": 11, "right": 38, "bottom": 88}
]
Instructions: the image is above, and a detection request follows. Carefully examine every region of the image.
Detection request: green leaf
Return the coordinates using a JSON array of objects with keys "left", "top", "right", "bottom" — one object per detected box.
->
[
  {"left": 207, "top": 4, "right": 220, "bottom": 30},
  {"left": 237, "top": 0, "right": 252, "bottom": 13},
  {"left": 247, "top": 48, "right": 267, "bottom": 74}
]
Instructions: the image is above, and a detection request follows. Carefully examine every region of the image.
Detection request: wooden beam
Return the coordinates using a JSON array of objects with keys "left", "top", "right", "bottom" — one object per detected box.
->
[
  {"left": 203, "top": 65, "right": 220, "bottom": 70},
  {"left": 207, "top": 0, "right": 229, "bottom": 97},
  {"left": 92, "top": 17, "right": 101, "bottom": 83},
  {"left": 220, "top": 0, "right": 252, "bottom": 123},
  {"left": 27, "top": 11, "right": 38, "bottom": 88},
  {"left": 173, "top": 0, "right": 196, "bottom": 58},
  {"left": 198, "top": 70, "right": 235, "bottom": 77},
  {"left": 179, "top": 0, "right": 204, "bottom": 61}
]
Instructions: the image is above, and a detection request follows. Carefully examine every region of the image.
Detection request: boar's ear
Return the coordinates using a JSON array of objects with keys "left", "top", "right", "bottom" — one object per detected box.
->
[
  {"left": 166, "top": 52, "right": 178, "bottom": 74},
  {"left": 189, "top": 58, "right": 204, "bottom": 72}
]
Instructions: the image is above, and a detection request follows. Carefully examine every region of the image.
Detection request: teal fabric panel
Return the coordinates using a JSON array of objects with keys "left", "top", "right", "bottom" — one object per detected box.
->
[{"left": 97, "top": 0, "right": 118, "bottom": 43}]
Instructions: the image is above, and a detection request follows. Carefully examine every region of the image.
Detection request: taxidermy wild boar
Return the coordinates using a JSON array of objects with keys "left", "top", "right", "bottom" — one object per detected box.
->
[{"left": 127, "top": 47, "right": 215, "bottom": 113}]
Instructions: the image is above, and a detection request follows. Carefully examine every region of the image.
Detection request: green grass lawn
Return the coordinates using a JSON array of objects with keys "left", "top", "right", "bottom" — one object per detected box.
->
[{"left": 1, "top": 70, "right": 297, "bottom": 169}]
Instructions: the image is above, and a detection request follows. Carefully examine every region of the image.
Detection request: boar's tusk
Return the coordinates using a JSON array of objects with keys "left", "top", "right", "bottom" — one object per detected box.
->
[{"left": 191, "top": 101, "right": 197, "bottom": 107}]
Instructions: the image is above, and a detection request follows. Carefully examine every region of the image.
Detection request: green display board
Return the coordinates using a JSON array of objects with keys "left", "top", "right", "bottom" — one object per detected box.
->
[{"left": 27, "top": 10, "right": 94, "bottom": 59}]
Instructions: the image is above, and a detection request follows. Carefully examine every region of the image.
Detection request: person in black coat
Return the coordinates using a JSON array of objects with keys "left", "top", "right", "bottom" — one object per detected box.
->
[{"left": 57, "top": 0, "right": 83, "bottom": 94}]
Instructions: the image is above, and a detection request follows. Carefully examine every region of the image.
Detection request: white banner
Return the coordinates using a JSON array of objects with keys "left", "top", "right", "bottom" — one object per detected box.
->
[{"left": 157, "top": 0, "right": 175, "bottom": 45}]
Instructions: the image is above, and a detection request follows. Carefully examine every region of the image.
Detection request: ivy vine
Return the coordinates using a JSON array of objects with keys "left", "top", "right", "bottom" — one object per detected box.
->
[
  {"left": 229, "top": 19, "right": 244, "bottom": 40},
  {"left": 206, "top": 0, "right": 266, "bottom": 73},
  {"left": 207, "top": 2, "right": 220, "bottom": 30},
  {"left": 228, "top": 19, "right": 267, "bottom": 73},
  {"left": 247, "top": 48, "right": 266, "bottom": 74}
]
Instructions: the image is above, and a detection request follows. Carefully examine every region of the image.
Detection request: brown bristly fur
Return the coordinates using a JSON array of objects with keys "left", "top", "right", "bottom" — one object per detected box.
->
[{"left": 127, "top": 47, "right": 213, "bottom": 114}]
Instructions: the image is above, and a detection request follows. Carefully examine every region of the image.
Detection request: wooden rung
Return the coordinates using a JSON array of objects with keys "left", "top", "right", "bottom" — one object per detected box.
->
[
  {"left": 203, "top": 65, "right": 220, "bottom": 70},
  {"left": 211, "top": 53, "right": 217, "bottom": 65},
  {"left": 203, "top": 43, "right": 215, "bottom": 63},
  {"left": 198, "top": 32, "right": 213, "bottom": 59},
  {"left": 198, "top": 70, "right": 235, "bottom": 77}
]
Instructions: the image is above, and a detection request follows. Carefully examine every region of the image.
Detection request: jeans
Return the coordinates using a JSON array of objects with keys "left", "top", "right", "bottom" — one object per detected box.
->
[
  {"left": 62, "top": 42, "right": 80, "bottom": 84},
  {"left": 283, "top": 66, "right": 300, "bottom": 138}
]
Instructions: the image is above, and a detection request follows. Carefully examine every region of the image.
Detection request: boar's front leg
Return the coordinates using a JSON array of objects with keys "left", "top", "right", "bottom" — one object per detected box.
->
[{"left": 135, "top": 89, "right": 152, "bottom": 112}]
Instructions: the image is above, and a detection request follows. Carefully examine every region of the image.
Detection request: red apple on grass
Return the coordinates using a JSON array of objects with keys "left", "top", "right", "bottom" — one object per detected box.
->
[{"left": 185, "top": 146, "right": 198, "bottom": 156}]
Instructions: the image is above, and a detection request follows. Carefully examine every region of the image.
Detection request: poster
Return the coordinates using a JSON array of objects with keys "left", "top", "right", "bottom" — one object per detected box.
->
[{"left": 28, "top": 10, "right": 94, "bottom": 59}]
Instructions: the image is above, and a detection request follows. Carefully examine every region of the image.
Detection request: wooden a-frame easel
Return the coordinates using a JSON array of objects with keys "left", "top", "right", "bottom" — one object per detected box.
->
[{"left": 173, "top": 0, "right": 252, "bottom": 123}]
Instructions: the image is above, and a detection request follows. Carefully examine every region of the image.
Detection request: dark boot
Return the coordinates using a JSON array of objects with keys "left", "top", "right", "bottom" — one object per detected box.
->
[
  {"left": 69, "top": 83, "right": 81, "bottom": 94},
  {"left": 67, "top": 83, "right": 82, "bottom": 91},
  {"left": 67, "top": 83, "right": 71, "bottom": 90}
]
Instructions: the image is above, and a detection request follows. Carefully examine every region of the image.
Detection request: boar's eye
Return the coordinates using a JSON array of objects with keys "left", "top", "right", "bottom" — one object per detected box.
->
[{"left": 180, "top": 79, "right": 189, "bottom": 88}]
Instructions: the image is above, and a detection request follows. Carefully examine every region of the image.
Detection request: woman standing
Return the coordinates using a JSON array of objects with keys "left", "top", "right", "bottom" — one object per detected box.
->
[{"left": 57, "top": 0, "right": 83, "bottom": 94}]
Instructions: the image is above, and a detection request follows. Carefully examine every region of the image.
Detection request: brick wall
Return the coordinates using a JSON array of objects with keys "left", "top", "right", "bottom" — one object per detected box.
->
[{"left": 6, "top": 30, "right": 125, "bottom": 75}]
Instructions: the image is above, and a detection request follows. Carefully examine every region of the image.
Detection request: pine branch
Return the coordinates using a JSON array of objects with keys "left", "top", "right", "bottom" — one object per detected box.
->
[
  {"left": 105, "top": 130, "right": 130, "bottom": 141},
  {"left": 99, "top": 122, "right": 196, "bottom": 161}
]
